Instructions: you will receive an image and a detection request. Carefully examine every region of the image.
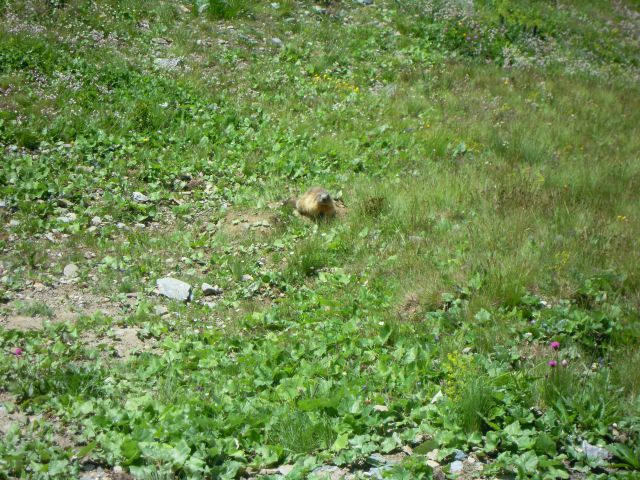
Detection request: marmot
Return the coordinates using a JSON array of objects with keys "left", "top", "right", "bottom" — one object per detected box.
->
[{"left": 286, "top": 187, "right": 336, "bottom": 219}]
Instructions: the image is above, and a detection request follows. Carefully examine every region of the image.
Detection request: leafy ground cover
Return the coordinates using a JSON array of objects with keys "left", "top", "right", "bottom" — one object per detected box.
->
[{"left": 1, "top": 0, "right": 639, "bottom": 478}]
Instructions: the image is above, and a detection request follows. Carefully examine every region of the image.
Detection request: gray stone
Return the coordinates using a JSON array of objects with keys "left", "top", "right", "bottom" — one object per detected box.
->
[
  {"left": 153, "top": 57, "right": 184, "bottom": 70},
  {"left": 63, "top": 263, "right": 79, "bottom": 278},
  {"left": 241, "top": 274, "right": 254, "bottom": 282},
  {"left": 364, "top": 466, "right": 393, "bottom": 479},
  {"left": 582, "top": 440, "right": 611, "bottom": 460},
  {"left": 356, "top": 0, "right": 373, "bottom": 5},
  {"left": 157, "top": 277, "right": 192, "bottom": 302},
  {"left": 154, "top": 305, "right": 169, "bottom": 316},
  {"left": 132, "top": 191, "right": 149, "bottom": 203},
  {"left": 90, "top": 216, "right": 102, "bottom": 226},
  {"left": 310, "top": 466, "right": 349, "bottom": 480},
  {"left": 450, "top": 460, "right": 464, "bottom": 474},
  {"left": 278, "top": 464, "right": 294, "bottom": 475},
  {"left": 367, "top": 453, "right": 387, "bottom": 465},
  {"left": 57, "top": 212, "right": 77, "bottom": 223},
  {"left": 201, "top": 283, "right": 223, "bottom": 296},
  {"left": 271, "top": 37, "right": 284, "bottom": 47},
  {"left": 453, "top": 449, "right": 467, "bottom": 461},
  {"left": 152, "top": 37, "right": 172, "bottom": 46}
]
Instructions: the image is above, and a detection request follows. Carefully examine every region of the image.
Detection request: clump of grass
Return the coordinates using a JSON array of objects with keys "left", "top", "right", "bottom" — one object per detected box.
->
[
  {"left": 456, "top": 375, "right": 496, "bottom": 434},
  {"left": 285, "top": 238, "right": 333, "bottom": 280},
  {"left": 16, "top": 300, "right": 54, "bottom": 318},
  {"left": 198, "top": 0, "right": 249, "bottom": 20},
  {"left": 268, "top": 411, "right": 335, "bottom": 454}
]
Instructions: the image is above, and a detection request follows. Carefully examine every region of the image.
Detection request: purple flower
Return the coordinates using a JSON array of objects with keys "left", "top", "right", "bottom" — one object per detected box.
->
[
  {"left": 11, "top": 347, "right": 23, "bottom": 357},
  {"left": 550, "top": 341, "right": 560, "bottom": 350},
  {"left": 548, "top": 360, "right": 557, "bottom": 367}
]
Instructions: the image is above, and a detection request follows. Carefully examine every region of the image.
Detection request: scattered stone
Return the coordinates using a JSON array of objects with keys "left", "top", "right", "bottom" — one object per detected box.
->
[
  {"left": 57, "top": 212, "right": 77, "bottom": 223},
  {"left": 401, "top": 445, "right": 413, "bottom": 455},
  {"left": 310, "top": 465, "right": 349, "bottom": 480},
  {"left": 153, "top": 57, "right": 184, "bottom": 70},
  {"left": 581, "top": 440, "right": 611, "bottom": 460},
  {"left": 356, "top": 0, "right": 373, "bottom": 5},
  {"left": 278, "top": 464, "right": 294, "bottom": 475},
  {"left": 312, "top": 5, "right": 327, "bottom": 14},
  {"left": 154, "top": 305, "right": 169, "bottom": 316},
  {"left": 453, "top": 449, "right": 467, "bottom": 461},
  {"left": 241, "top": 274, "right": 253, "bottom": 282},
  {"left": 430, "top": 390, "right": 444, "bottom": 403},
  {"left": 63, "top": 263, "right": 79, "bottom": 278},
  {"left": 132, "top": 192, "right": 149, "bottom": 203},
  {"left": 270, "top": 2, "right": 279, "bottom": 8},
  {"left": 427, "top": 449, "right": 439, "bottom": 461},
  {"left": 151, "top": 37, "right": 172, "bottom": 46},
  {"left": 461, "top": 347, "right": 473, "bottom": 354},
  {"left": 157, "top": 278, "right": 192, "bottom": 302},
  {"left": 367, "top": 453, "right": 387, "bottom": 466},
  {"left": 8, "top": 219, "right": 20, "bottom": 227},
  {"left": 271, "top": 37, "right": 284, "bottom": 48},
  {"left": 0, "top": 199, "right": 6, "bottom": 208},
  {"left": 426, "top": 460, "right": 439, "bottom": 468},
  {"left": 450, "top": 460, "right": 464, "bottom": 474},
  {"left": 177, "top": 4, "right": 190, "bottom": 13},
  {"left": 201, "top": 283, "right": 223, "bottom": 296},
  {"left": 90, "top": 216, "right": 102, "bottom": 226},
  {"left": 373, "top": 404, "right": 388, "bottom": 412}
]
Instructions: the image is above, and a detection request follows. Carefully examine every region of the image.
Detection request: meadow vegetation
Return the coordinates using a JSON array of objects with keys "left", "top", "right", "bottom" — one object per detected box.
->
[{"left": 1, "top": 0, "right": 639, "bottom": 478}]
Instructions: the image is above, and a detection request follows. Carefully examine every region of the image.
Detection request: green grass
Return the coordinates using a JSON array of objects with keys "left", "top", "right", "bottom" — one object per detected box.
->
[
  {"left": 14, "top": 300, "right": 54, "bottom": 318},
  {"left": 1, "top": 0, "right": 639, "bottom": 478}
]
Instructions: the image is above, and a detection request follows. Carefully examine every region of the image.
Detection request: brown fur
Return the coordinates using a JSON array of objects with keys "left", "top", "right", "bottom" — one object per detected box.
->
[{"left": 289, "top": 187, "right": 336, "bottom": 219}]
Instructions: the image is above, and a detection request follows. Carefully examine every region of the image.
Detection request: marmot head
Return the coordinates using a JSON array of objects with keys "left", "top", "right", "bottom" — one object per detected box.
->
[{"left": 316, "top": 190, "right": 333, "bottom": 205}]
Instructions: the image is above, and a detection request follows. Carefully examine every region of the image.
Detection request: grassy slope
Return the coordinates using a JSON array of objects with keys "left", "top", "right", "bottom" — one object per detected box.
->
[{"left": 1, "top": 0, "right": 640, "bottom": 478}]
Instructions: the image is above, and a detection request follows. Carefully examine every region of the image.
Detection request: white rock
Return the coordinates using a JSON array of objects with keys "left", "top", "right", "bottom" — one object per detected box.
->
[
  {"left": 63, "top": 263, "right": 79, "bottom": 278},
  {"left": 157, "top": 277, "right": 192, "bottom": 302},
  {"left": 153, "top": 305, "right": 169, "bottom": 316},
  {"left": 426, "top": 460, "right": 439, "bottom": 468},
  {"left": 57, "top": 212, "right": 77, "bottom": 223},
  {"left": 581, "top": 440, "right": 611, "bottom": 460},
  {"left": 278, "top": 465, "right": 294, "bottom": 475},
  {"left": 153, "top": 57, "right": 184, "bottom": 70},
  {"left": 450, "top": 460, "right": 464, "bottom": 474},
  {"left": 90, "top": 216, "right": 102, "bottom": 226},
  {"left": 373, "top": 404, "right": 389, "bottom": 412},
  {"left": 132, "top": 192, "right": 149, "bottom": 203},
  {"left": 430, "top": 390, "right": 444, "bottom": 403},
  {"left": 241, "top": 274, "right": 253, "bottom": 282}
]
